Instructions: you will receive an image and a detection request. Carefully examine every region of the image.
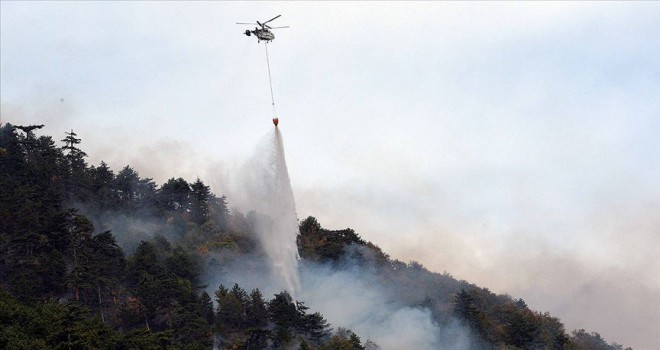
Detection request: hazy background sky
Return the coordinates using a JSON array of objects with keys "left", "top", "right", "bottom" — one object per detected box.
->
[{"left": 2, "top": 2, "right": 659, "bottom": 349}]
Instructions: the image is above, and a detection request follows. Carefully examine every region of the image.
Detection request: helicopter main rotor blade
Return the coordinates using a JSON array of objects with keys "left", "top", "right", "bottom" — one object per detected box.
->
[
  {"left": 263, "top": 15, "right": 281, "bottom": 24},
  {"left": 236, "top": 22, "right": 258, "bottom": 25},
  {"left": 268, "top": 26, "right": 290, "bottom": 29}
]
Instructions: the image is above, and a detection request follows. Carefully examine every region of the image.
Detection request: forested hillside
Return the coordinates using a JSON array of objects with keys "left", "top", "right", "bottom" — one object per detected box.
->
[{"left": 0, "top": 123, "right": 631, "bottom": 349}]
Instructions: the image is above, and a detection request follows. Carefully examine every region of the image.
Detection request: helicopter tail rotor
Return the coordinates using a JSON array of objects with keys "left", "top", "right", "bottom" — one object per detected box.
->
[{"left": 244, "top": 30, "right": 251, "bottom": 36}]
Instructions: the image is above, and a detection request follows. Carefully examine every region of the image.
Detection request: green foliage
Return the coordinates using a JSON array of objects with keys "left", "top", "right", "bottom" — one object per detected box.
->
[
  {"left": 190, "top": 178, "right": 212, "bottom": 225},
  {"left": 320, "top": 328, "right": 364, "bottom": 350},
  {"left": 220, "top": 283, "right": 250, "bottom": 333},
  {"left": 160, "top": 177, "right": 192, "bottom": 213},
  {"left": 212, "top": 286, "right": 333, "bottom": 348},
  {"left": 569, "top": 329, "right": 632, "bottom": 350},
  {"left": 453, "top": 288, "right": 492, "bottom": 345},
  {"left": 298, "top": 216, "right": 371, "bottom": 263},
  {"left": 266, "top": 291, "right": 332, "bottom": 347},
  {"left": 246, "top": 288, "right": 269, "bottom": 329},
  {"left": 298, "top": 308, "right": 331, "bottom": 344},
  {"left": 0, "top": 290, "right": 176, "bottom": 349},
  {"left": 268, "top": 291, "right": 297, "bottom": 330},
  {"left": 200, "top": 291, "right": 215, "bottom": 325},
  {"left": 113, "top": 166, "right": 158, "bottom": 216}
]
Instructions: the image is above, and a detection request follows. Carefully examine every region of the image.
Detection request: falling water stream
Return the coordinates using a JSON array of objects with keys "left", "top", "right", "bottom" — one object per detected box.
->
[{"left": 240, "top": 127, "right": 301, "bottom": 297}]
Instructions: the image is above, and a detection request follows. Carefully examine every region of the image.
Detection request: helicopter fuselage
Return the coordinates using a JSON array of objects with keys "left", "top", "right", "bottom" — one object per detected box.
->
[
  {"left": 246, "top": 28, "right": 275, "bottom": 42},
  {"left": 239, "top": 15, "right": 286, "bottom": 42}
]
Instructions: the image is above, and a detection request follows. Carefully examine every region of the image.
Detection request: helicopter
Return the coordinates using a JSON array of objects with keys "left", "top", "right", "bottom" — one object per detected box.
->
[{"left": 237, "top": 15, "right": 289, "bottom": 43}]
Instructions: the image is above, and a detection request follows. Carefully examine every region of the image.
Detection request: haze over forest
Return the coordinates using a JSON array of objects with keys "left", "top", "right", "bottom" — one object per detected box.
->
[
  {"left": 2, "top": 2, "right": 659, "bottom": 350},
  {"left": 0, "top": 123, "right": 639, "bottom": 349}
]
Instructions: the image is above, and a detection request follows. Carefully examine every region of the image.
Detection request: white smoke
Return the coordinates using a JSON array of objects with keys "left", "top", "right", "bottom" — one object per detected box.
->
[
  {"left": 205, "top": 255, "right": 476, "bottom": 350},
  {"left": 298, "top": 262, "right": 475, "bottom": 350}
]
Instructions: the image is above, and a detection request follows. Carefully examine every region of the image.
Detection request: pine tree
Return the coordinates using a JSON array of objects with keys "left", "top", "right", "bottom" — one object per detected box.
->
[
  {"left": 210, "top": 194, "right": 230, "bottom": 230},
  {"left": 89, "top": 161, "right": 115, "bottom": 212},
  {"left": 88, "top": 231, "right": 126, "bottom": 323},
  {"left": 64, "top": 211, "right": 95, "bottom": 302},
  {"left": 128, "top": 241, "right": 166, "bottom": 330},
  {"left": 60, "top": 129, "right": 90, "bottom": 201},
  {"left": 113, "top": 166, "right": 158, "bottom": 216},
  {"left": 268, "top": 291, "right": 298, "bottom": 346},
  {"left": 190, "top": 178, "right": 211, "bottom": 225},
  {"left": 159, "top": 177, "right": 191, "bottom": 213},
  {"left": 246, "top": 288, "right": 269, "bottom": 329},
  {"left": 200, "top": 291, "right": 214, "bottom": 325},
  {"left": 453, "top": 289, "right": 491, "bottom": 345}
]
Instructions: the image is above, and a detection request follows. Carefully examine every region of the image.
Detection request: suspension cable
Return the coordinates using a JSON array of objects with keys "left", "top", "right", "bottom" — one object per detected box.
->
[{"left": 264, "top": 42, "right": 276, "bottom": 116}]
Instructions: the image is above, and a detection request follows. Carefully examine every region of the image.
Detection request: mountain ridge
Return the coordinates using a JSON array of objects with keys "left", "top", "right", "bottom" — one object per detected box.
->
[{"left": 0, "top": 123, "right": 631, "bottom": 350}]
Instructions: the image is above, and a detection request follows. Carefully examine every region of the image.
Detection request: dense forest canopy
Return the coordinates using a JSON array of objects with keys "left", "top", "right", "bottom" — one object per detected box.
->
[{"left": 0, "top": 123, "right": 631, "bottom": 349}]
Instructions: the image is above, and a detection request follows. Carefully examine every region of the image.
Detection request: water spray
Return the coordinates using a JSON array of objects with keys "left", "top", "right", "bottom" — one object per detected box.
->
[{"left": 237, "top": 129, "right": 301, "bottom": 297}]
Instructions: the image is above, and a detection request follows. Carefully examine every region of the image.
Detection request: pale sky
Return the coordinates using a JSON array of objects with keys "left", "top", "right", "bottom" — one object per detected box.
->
[{"left": 2, "top": 2, "right": 659, "bottom": 349}]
